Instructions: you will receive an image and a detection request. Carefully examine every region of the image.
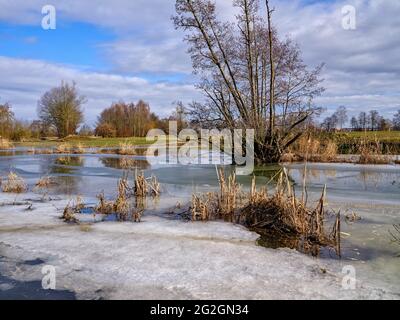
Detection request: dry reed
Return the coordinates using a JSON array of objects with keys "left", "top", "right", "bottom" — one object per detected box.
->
[
  {"left": 134, "top": 172, "right": 148, "bottom": 197},
  {"left": 0, "top": 138, "right": 13, "bottom": 149},
  {"left": 2, "top": 172, "right": 27, "bottom": 193},
  {"left": 60, "top": 202, "right": 79, "bottom": 223},
  {"left": 61, "top": 203, "right": 78, "bottom": 223},
  {"left": 73, "top": 143, "right": 85, "bottom": 154},
  {"left": 118, "top": 142, "right": 136, "bottom": 155},
  {"left": 35, "top": 176, "right": 53, "bottom": 189},
  {"left": 148, "top": 175, "right": 161, "bottom": 197},
  {"left": 189, "top": 168, "right": 339, "bottom": 247},
  {"left": 95, "top": 192, "right": 114, "bottom": 215},
  {"left": 390, "top": 224, "right": 400, "bottom": 247},
  {"left": 358, "top": 138, "right": 391, "bottom": 164},
  {"left": 114, "top": 178, "right": 130, "bottom": 220},
  {"left": 56, "top": 143, "right": 71, "bottom": 153},
  {"left": 283, "top": 135, "right": 340, "bottom": 163}
]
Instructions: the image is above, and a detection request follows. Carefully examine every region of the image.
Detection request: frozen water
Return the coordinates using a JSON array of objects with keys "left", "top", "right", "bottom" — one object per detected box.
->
[
  {"left": 0, "top": 153, "right": 399, "bottom": 299},
  {"left": 0, "top": 191, "right": 399, "bottom": 300}
]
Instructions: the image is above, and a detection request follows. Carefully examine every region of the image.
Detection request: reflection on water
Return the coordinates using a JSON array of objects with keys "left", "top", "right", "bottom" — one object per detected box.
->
[
  {"left": 256, "top": 231, "right": 341, "bottom": 259},
  {"left": 54, "top": 157, "right": 84, "bottom": 167},
  {"left": 99, "top": 157, "right": 150, "bottom": 170},
  {"left": 49, "top": 157, "right": 84, "bottom": 175}
]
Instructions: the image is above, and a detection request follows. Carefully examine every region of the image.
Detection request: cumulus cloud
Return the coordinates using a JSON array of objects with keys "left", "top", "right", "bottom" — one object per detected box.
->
[
  {"left": 0, "top": 56, "right": 201, "bottom": 124},
  {"left": 100, "top": 38, "right": 192, "bottom": 74},
  {"left": 273, "top": 0, "right": 400, "bottom": 116},
  {"left": 0, "top": 0, "right": 399, "bottom": 121}
]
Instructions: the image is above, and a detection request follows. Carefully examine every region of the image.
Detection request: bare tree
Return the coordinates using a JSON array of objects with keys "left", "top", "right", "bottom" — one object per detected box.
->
[
  {"left": 96, "top": 100, "right": 159, "bottom": 137},
  {"left": 38, "top": 82, "right": 85, "bottom": 138},
  {"left": 0, "top": 102, "right": 14, "bottom": 138},
  {"left": 333, "top": 106, "right": 348, "bottom": 130},
  {"left": 369, "top": 110, "right": 381, "bottom": 131},
  {"left": 174, "top": 0, "right": 324, "bottom": 163},
  {"left": 393, "top": 110, "right": 400, "bottom": 130},
  {"left": 358, "top": 112, "right": 369, "bottom": 131},
  {"left": 350, "top": 116, "right": 359, "bottom": 131},
  {"left": 321, "top": 114, "right": 338, "bottom": 132}
]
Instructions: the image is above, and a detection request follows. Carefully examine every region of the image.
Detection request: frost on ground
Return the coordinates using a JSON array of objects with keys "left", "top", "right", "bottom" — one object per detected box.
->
[{"left": 0, "top": 192, "right": 398, "bottom": 300}]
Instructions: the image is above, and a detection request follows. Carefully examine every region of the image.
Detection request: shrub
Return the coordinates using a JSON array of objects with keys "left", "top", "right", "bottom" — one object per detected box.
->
[
  {"left": 95, "top": 123, "right": 116, "bottom": 138},
  {"left": 2, "top": 172, "right": 27, "bottom": 193}
]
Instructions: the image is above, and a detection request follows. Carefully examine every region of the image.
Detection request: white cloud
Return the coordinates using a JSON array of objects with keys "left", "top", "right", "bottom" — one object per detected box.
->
[
  {"left": 100, "top": 38, "right": 192, "bottom": 74},
  {"left": 272, "top": 0, "right": 400, "bottom": 117},
  {"left": 0, "top": 56, "right": 201, "bottom": 125},
  {"left": 0, "top": 0, "right": 399, "bottom": 121}
]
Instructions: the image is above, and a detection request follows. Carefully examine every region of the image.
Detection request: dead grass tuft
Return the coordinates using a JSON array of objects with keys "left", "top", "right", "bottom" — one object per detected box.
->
[
  {"left": 358, "top": 138, "right": 391, "bottom": 164},
  {"left": 35, "top": 176, "right": 53, "bottom": 189},
  {"left": 390, "top": 224, "right": 400, "bottom": 247},
  {"left": 0, "top": 138, "right": 13, "bottom": 149},
  {"left": 2, "top": 172, "right": 27, "bottom": 193},
  {"left": 72, "top": 143, "right": 85, "bottom": 154},
  {"left": 61, "top": 202, "right": 78, "bottom": 223},
  {"left": 284, "top": 135, "right": 338, "bottom": 163},
  {"left": 40, "top": 148, "right": 54, "bottom": 154},
  {"left": 134, "top": 172, "right": 148, "bottom": 197},
  {"left": 56, "top": 143, "right": 72, "bottom": 153},
  {"left": 95, "top": 192, "right": 114, "bottom": 215},
  {"left": 114, "top": 178, "right": 130, "bottom": 220},
  {"left": 118, "top": 142, "right": 136, "bottom": 155},
  {"left": 148, "top": 175, "right": 161, "bottom": 197},
  {"left": 189, "top": 168, "right": 340, "bottom": 248}
]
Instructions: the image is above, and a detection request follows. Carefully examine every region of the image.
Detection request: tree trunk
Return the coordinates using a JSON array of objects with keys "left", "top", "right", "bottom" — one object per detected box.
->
[{"left": 254, "top": 137, "right": 282, "bottom": 164}]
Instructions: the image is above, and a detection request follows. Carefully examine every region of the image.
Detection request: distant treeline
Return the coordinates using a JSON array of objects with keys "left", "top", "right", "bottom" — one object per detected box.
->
[
  {"left": 0, "top": 82, "right": 188, "bottom": 140},
  {"left": 1, "top": 82, "right": 399, "bottom": 141},
  {"left": 321, "top": 106, "right": 400, "bottom": 132}
]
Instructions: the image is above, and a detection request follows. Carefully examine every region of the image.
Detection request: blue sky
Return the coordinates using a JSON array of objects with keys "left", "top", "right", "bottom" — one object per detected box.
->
[
  {"left": 0, "top": 22, "right": 114, "bottom": 71},
  {"left": 0, "top": 0, "right": 399, "bottom": 125}
]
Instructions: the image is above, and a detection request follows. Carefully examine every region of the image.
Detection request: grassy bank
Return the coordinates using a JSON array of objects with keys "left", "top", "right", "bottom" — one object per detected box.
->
[
  {"left": 342, "top": 131, "right": 400, "bottom": 143},
  {"left": 13, "top": 136, "right": 150, "bottom": 148}
]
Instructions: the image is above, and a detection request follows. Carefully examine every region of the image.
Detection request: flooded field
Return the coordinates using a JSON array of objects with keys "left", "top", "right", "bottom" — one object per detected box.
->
[{"left": 0, "top": 149, "right": 399, "bottom": 299}]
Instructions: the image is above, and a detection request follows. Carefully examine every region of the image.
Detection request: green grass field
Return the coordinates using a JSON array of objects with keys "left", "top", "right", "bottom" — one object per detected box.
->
[
  {"left": 12, "top": 131, "right": 400, "bottom": 150},
  {"left": 14, "top": 136, "right": 150, "bottom": 148},
  {"left": 341, "top": 131, "right": 400, "bottom": 143}
]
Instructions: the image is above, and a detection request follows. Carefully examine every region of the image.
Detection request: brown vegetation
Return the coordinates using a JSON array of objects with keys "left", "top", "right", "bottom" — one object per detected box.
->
[
  {"left": 117, "top": 142, "right": 136, "bottom": 155},
  {"left": 0, "top": 138, "right": 13, "bottom": 149},
  {"left": 113, "top": 179, "right": 130, "bottom": 220},
  {"left": 95, "top": 192, "right": 115, "bottom": 215},
  {"left": 174, "top": 0, "right": 325, "bottom": 163},
  {"left": 96, "top": 101, "right": 160, "bottom": 138},
  {"left": 56, "top": 143, "right": 71, "bottom": 153},
  {"left": 35, "top": 176, "right": 53, "bottom": 189},
  {"left": 284, "top": 135, "right": 338, "bottom": 163},
  {"left": 61, "top": 203, "right": 78, "bottom": 223},
  {"left": 2, "top": 172, "right": 27, "bottom": 193},
  {"left": 134, "top": 172, "right": 148, "bottom": 198},
  {"left": 38, "top": 81, "right": 85, "bottom": 138},
  {"left": 358, "top": 138, "right": 391, "bottom": 165},
  {"left": 189, "top": 168, "right": 340, "bottom": 248},
  {"left": 72, "top": 143, "right": 85, "bottom": 154},
  {"left": 283, "top": 133, "right": 397, "bottom": 165},
  {"left": 390, "top": 224, "right": 400, "bottom": 247},
  {"left": 92, "top": 174, "right": 160, "bottom": 221}
]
